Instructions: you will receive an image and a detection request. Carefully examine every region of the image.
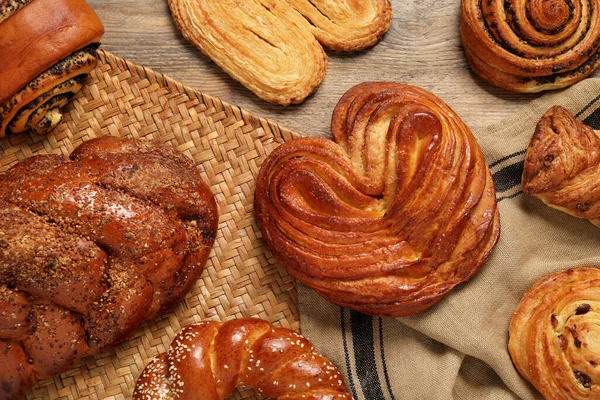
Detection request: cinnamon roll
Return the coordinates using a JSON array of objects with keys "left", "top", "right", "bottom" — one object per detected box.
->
[
  {"left": 461, "top": 0, "right": 600, "bottom": 92},
  {"left": 0, "top": 0, "right": 104, "bottom": 137},
  {"left": 509, "top": 267, "right": 600, "bottom": 399},
  {"left": 522, "top": 106, "right": 600, "bottom": 226},
  {"left": 255, "top": 82, "right": 500, "bottom": 317},
  {"left": 167, "top": 0, "right": 392, "bottom": 105}
]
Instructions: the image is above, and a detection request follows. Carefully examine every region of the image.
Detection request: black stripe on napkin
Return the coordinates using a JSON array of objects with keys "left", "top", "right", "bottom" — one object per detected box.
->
[
  {"left": 341, "top": 310, "right": 360, "bottom": 400},
  {"left": 350, "top": 311, "right": 386, "bottom": 400},
  {"left": 379, "top": 318, "right": 397, "bottom": 400}
]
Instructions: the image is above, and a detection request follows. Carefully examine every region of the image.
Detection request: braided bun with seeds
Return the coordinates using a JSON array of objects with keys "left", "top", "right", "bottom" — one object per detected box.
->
[
  {"left": 0, "top": 136, "right": 218, "bottom": 399},
  {"left": 133, "top": 319, "right": 352, "bottom": 400}
]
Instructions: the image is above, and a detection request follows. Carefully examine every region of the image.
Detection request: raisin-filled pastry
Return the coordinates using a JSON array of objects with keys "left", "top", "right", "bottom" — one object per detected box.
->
[
  {"left": 168, "top": 0, "right": 392, "bottom": 105},
  {"left": 133, "top": 319, "right": 352, "bottom": 400},
  {"left": 255, "top": 82, "right": 500, "bottom": 317},
  {"left": 461, "top": 0, "right": 600, "bottom": 92},
  {"left": 509, "top": 267, "right": 600, "bottom": 399},
  {"left": 0, "top": 136, "right": 218, "bottom": 399},
  {"left": 0, "top": 0, "right": 104, "bottom": 137},
  {"left": 522, "top": 106, "right": 600, "bottom": 226}
]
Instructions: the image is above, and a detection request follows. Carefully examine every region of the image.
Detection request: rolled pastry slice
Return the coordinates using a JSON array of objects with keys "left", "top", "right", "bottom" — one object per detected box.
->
[
  {"left": 522, "top": 106, "right": 600, "bottom": 226},
  {"left": 461, "top": 0, "right": 600, "bottom": 92},
  {"left": 0, "top": 0, "right": 104, "bottom": 137},
  {"left": 255, "top": 82, "right": 500, "bottom": 317},
  {"left": 133, "top": 319, "right": 352, "bottom": 400},
  {"left": 509, "top": 267, "right": 600, "bottom": 399},
  {"left": 167, "top": 0, "right": 391, "bottom": 105}
]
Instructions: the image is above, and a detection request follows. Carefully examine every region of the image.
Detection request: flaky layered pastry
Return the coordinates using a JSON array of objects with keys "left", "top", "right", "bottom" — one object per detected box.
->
[
  {"left": 255, "top": 82, "right": 500, "bottom": 317},
  {"left": 509, "top": 267, "right": 600, "bottom": 399},
  {"left": 461, "top": 0, "right": 600, "bottom": 92},
  {"left": 167, "top": 0, "right": 392, "bottom": 105},
  {"left": 0, "top": 136, "right": 218, "bottom": 400},
  {"left": 133, "top": 319, "right": 352, "bottom": 400},
  {"left": 522, "top": 106, "right": 600, "bottom": 226},
  {"left": 0, "top": 0, "right": 104, "bottom": 137}
]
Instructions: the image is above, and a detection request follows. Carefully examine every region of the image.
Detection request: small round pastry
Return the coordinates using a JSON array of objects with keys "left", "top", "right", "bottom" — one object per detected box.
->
[
  {"left": 133, "top": 319, "right": 352, "bottom": 400},
  {"left": 254, "top": 82, "right": 500, "bottom": 317},
  {"left": 461, "top": 0, "right": 600, "bottom": 92},
  {"left": 522, "top": 106, "right": 600, "bottom": 227},
  {"left": 509, "top": 267, "right": 600, "bottom": 399},
  {"left": 0, "top": 0, "right": 105, "bottom": 137}
]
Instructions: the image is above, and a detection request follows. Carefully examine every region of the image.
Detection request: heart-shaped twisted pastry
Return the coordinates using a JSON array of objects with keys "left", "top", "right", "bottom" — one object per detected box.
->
[
  {"left": 133, "top": 319, "right": 352, "bottom": 400},
  {"left": 255, "top": 82, "right": 500, "bottom": 317},
  {"left": 0, "top": 0, "right": 104, "bottom": 136},
  {"left": 522, "top": 106, "right": 600, "bottom": 226},
  {"left": 0, "top": 136, "right": 218, "bottom": 399},
  {"left": 509, "top": 267, "right": 600, "bottom": 399},
  {"left": 461, "top": 0, "right": 600, "bottom": 92},
  {"left": 167, "top": 0, "right": 391, "bottom": 105}
]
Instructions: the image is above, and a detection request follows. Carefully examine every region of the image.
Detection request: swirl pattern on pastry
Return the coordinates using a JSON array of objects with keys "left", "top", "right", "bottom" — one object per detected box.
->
[
  {"left": 522, "top": 106, "right": 600, "bottom": 226},
  {"left": 460, "top": 0, "right": 600, "bottom": 92},
  {"left": 509, "top": 267, "right": 600, "bottom": 399},
  {"left": 0, "top": 0, "right": 104, "bottom": 137},
  {"left": 167, "top": 0, "right": 392, "bottom": 105},
  {"left": 0, "top": 136, "right": 218, "bottom": 399},
  {"left": 133, "top": 319, "right": 352, "bottom": 400},
  {"left": 255, "top": 82, "right": 500, "bottom": 317}
]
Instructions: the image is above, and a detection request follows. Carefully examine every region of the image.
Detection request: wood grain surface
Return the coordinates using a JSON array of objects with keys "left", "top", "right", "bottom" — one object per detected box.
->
[{"left": 87, "top": 0, "right": 577, "bottom": 139}]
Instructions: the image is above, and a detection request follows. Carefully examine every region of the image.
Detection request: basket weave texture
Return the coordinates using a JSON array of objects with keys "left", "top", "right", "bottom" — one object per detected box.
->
[{"left": 0, "top": 50, "right": 300, "bottom": 400}]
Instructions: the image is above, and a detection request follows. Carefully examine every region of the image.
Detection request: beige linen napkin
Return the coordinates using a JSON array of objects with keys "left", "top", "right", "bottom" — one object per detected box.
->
[{"left": 298, "top": 78, "right": 600, "bottom": 400}]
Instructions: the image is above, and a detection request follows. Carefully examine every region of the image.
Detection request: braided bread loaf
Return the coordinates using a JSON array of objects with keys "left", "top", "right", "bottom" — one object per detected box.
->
[
  {"left": 461, "top": 0, "right": 600, "bottom": 92},
  {"left": 522, "top": 106, "right": 600, "bottom": 226},
  {"left": 255, "top": 82, "right": 500, "bottom": 317},
  {"left": 0, "top": 0, "right": 104, "bottom": 136},
  {"left": 133, "top": 319, "right": 352, "bottom": 400},
  {"left": 0, "top": 136, "right": 218, "bottom": 399}
]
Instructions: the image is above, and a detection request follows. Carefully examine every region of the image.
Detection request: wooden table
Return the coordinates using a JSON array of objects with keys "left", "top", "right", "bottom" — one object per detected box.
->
[{"left": 88, "top": 0, "right": 568, "bottom": 138}]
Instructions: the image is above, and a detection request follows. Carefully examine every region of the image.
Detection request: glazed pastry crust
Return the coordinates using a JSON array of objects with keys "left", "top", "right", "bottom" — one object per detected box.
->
[
  {"left": 461, "top": 0, "right": 600, "bottom": 92},
  {"left": 255, "top": 82, "right": 500, "bottom": 317},
  {"left": 0, "top": 0, "right": 104, "bottom": 137},
  {"left": 167, "top": 0, "right": 392, "bottom": 105},
  {"left": 522, "top": 106, "right": 600, "bottom": 226},
  {"left": 509, "top": 267, "right": 600, "bottom": 399},
  {"left": 133, "top": 319, "right": 352, "bottom": 400}
]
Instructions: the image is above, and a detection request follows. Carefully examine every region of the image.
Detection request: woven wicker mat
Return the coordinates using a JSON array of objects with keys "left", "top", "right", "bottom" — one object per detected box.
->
[{"left": 0, "top": 50, "right": 300, "bottom": 400}]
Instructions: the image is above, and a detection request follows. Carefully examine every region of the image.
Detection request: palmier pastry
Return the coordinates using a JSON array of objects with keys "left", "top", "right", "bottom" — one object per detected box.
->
[
  {"left": 509, "top": 267, "right": 600, "bottom": 399},
  {"left": 254, "top": 82, "right": 500, "bottom": 317},
  {"left": 0, "top": 0, "right": 104, "bottom": 137},
  {"left": 0, "top": 136, "right": 218, "bottom": 399},
  {"left": 522, "top": 106, "right": 600, "bottom": 226},
  {"left": 461, "top": 0, "right": 600, "bottom": 92},
  {"left": 167, "top": 0, "right": 392, "bottom": 105},
  {"left": 133, "top": 319, "right": 352, "bottom": 400}
]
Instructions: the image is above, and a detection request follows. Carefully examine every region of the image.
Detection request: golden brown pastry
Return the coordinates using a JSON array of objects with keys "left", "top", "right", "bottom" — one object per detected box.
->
[
  {"left": 0, "top": 0, "right": 104, "bottom": 137},
  {"left": 461, "top": 0, "right": 600, "bottom": 92},
  {"left": 509, "top": 267, "right": 600, "bottom": 399},
  {"left": 0, "top": 136, "right": 218, "bottom": 400},
  {"left": 522, "top": 106, "right": 600, "bottom": 226},
  {"left": 254, "top": 82, "right": 500, "bottom": 317},
  {"left": 133, "top": 319, "right": 352, "bottom": 400},
  {"left": 167, "top": 0, "right": 392, "bottom": 105}
]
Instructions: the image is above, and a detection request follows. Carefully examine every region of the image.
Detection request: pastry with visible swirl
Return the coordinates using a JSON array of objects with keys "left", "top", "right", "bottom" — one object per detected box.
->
[
  {"left": 133, "top": 319, "right": 352, "bottom": 400},
  {"left": 0, "top": 0, "right": 104, "bottom": 137},
  {"left": 509, "top": 267, "right": 600, "bottom": 399},
  {"left": 461, "top": 0, "right": 600, "bottom": 92},
  {"left": 522, "top": 106, "right": 600, "bottom": 226},
  {"left": 167, "top": 0, "right": 392, "bottom": 105},
  {"left": 255, "top": 82, "right": 500, "bottom": 317}
]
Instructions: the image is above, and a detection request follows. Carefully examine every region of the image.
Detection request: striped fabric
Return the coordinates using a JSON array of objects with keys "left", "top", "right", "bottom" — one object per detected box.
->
[{"left": 299, "top": 79, "right": 600, "bottom": 400}]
